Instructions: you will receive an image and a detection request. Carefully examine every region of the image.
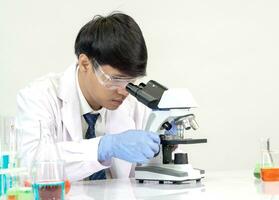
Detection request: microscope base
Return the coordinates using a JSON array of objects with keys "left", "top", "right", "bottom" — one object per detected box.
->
[{"left": 135, "top": 164, "right": 205, "bottom": 184}]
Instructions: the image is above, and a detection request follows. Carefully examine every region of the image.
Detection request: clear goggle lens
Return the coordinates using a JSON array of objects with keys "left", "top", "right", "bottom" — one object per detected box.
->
[{"left": 93, "top": 60, "right": 137, "bottom": 90}]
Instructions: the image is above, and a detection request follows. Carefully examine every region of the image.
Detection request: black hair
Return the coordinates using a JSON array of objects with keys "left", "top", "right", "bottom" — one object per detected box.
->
[{"left": 74, "top": 12, "right": 147, "bottom": 77}]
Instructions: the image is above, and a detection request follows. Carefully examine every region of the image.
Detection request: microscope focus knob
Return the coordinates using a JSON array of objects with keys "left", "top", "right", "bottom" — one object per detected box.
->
[{"left": 174, "top": 153, "right": 188, "bottom": 164}]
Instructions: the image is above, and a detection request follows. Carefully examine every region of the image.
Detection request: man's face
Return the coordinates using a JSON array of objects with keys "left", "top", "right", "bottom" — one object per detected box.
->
[{"left": 78, "top": 54, "right": 133, "bottom": 110}]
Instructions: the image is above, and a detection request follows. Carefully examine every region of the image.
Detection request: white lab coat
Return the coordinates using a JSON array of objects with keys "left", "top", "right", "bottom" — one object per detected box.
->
[{"left": 15, "top": 63, "right": 151, "bottom": 181}]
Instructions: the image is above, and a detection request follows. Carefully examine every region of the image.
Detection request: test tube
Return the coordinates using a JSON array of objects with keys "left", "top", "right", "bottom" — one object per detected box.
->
[{"left": 0, "top": 116, "right": 9, "bottom": 197}]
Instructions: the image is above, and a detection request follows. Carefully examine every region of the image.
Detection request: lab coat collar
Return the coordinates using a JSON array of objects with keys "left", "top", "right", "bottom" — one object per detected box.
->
[{"left": 57, "top": 63, "right": 83, "bottom": 141}]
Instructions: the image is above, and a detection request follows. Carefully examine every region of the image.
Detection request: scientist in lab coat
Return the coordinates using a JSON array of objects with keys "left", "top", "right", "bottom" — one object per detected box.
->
[{"left": 15, "top": 12, "right": 160, "bottom": 181}]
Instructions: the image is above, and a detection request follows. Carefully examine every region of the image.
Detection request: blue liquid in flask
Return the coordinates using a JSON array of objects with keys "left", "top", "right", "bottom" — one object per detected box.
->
[{"left": 33, "top": 181, "right": 65, "bottom": 200}]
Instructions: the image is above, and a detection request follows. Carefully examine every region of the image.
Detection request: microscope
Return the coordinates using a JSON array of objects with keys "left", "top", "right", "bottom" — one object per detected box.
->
[{"left": 126, "top": 80, "right": 207, "bottom": 184}]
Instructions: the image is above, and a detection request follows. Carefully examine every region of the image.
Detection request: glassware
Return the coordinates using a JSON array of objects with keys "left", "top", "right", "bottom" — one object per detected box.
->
[
  {"left": 5, "top": 168, "right": 33, "bottom": 200},
  {"left": 0, "top": 116, "right": 16, "bottom": 197},
  {"left": 0, "top": 116, "right": 33, "bottom": 199},
  {"left": 31, "top": 121, "right": 65, "bottom": 200},
  {"left": 1, "top": 117, "right": 15, "bottom": 169},
  {"left": 259, "top": 138, "right": 279, "bottom": 182},
  {"left": 261, "top": 150, "right": 279, "bottom": 182},
  {"left": 254, "top": 138, "right": 272, "bottom": 179},
  {"left": 0, "top": 169, "right": 7, "bottom": 199},
  {"left": 65, "top": 179, "right": 71, "bottom": 195},
  {"left": 0, "top": 116, "right": 4, "bottom": 197},
  {"left": 8, "top": 123, "right": 19, "bottom": 169}
]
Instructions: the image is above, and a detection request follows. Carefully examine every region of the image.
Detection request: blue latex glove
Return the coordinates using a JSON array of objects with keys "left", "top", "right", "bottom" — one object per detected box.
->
[{"left": 98, "top": 130, "right": 160, "bottom": 164}]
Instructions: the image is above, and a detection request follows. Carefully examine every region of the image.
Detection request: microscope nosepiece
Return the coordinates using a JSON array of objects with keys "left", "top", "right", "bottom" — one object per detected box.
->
[
  {"left": 189, "top": 118, "right": 199, "bottom": 130},
  {"left": 181, "top": 115, "right": 199, "bottom": 131},
  {"left": 182, "top": 119, "right": 191, "bottom": 130}
]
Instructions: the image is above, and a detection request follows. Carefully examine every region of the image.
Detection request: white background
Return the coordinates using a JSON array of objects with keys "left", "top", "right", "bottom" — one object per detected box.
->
[{"left": 1, "top": 0, "right": 279, "bottom": 171}]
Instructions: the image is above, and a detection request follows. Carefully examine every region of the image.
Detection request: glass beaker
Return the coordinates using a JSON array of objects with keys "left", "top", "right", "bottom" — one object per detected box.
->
[
  {"left": 254, "top": 138, "right": 274, "bottom": 179},
  {"left": 31, "top": 121, "right": 65, "bottom": 200},
  {"left": 5, "top": 168, "right": 33, "bottom": 200},
  {"left": 261, "top": 150, "right": 279, "bottom": 182},
  {"left": 32, "top": 161, "right": 65, "bottom": 200}
]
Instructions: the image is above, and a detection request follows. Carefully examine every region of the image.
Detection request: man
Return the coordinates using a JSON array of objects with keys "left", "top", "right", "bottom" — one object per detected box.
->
[{"left": 15, "top": 12, "right": 160, "bottom": 181}]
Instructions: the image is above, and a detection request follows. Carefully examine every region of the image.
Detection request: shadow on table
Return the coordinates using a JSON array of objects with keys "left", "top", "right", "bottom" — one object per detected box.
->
[{"left": 68, "top": 178, "right": 205, "bottom": 200}]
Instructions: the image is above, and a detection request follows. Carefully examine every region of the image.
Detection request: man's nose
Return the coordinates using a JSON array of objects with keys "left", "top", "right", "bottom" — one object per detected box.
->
[{"left": 117, "top": 86, "right": 129, "bottom": 97}]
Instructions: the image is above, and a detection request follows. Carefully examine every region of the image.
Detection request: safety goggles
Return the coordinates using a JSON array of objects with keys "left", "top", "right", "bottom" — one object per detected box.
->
[{"left": 92, "top": 58, "right": 138, "bottom": 90}]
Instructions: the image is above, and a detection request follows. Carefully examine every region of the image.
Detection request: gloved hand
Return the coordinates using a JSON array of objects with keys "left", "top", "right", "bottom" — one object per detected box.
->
[{"left": 98, "top": 130, "right": 160, "bottom": 164}]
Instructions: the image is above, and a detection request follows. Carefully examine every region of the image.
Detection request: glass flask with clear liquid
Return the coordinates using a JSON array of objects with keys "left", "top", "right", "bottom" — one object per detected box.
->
[{"left": 31, "top": 121, "right": 65, "bottom": 200}]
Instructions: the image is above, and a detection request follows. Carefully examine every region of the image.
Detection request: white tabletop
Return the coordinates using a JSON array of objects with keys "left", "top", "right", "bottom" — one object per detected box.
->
[{"left": 67, "top": 170, "right": 279, "bottom": 200}]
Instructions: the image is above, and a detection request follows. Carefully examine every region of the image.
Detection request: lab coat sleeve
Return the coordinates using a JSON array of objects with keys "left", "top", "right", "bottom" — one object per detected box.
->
[{"left": 15, "top": 85, "right": 109, "bottom": 181}]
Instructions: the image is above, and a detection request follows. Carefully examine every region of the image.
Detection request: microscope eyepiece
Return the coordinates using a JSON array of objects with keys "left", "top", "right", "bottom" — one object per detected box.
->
[
  {"left": 126, "top": 83, "right": 140, "bottom": 97},
  {"left": 125, "top": 80, "right": 168, "bottom": 109}
]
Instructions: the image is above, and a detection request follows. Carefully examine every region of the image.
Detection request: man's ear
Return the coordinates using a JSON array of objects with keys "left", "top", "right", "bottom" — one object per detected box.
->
[{"left": 78, "top": 54, "right": 91, "bottom": 72}]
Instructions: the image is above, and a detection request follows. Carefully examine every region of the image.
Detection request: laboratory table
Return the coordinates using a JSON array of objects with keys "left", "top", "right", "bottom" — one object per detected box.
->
[{"left": 67, "top": 170, "right": 279, "bottom": 200}]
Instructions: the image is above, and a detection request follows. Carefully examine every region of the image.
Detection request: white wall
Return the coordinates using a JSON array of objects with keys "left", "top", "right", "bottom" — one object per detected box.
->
[{"left": 1, "top": 0, "right": 279, "bottom": 171}]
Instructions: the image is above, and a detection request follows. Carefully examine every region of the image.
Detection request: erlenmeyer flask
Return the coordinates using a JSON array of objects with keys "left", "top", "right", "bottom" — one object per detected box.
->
[{"left": 31, "top": 120, "right": 65, "bottom": 200}]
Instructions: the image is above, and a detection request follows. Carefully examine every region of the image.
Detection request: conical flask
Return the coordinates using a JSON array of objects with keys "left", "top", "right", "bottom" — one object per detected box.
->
[{"left": 31, "top": 120, "right": 65, "bottom": 200}]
